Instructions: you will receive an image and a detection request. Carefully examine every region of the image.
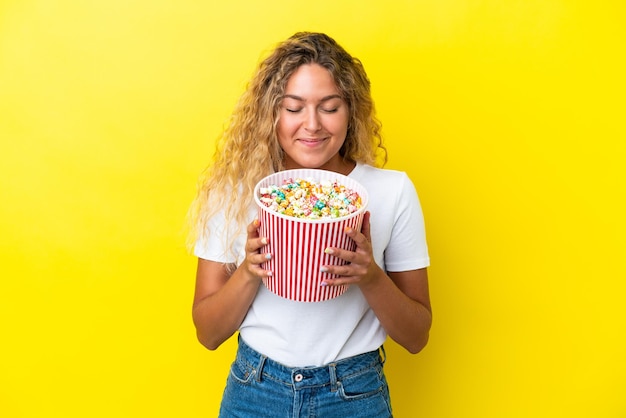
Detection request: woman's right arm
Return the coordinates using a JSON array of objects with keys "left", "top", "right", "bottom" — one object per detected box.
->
[{"left": 191, "top": 219, "right": 270, "bottom": 350}]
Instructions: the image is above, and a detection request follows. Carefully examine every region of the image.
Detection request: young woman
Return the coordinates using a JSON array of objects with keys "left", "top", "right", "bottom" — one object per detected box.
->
[{"left": 189, "top": 32, "right": 431, "bottom": 417}]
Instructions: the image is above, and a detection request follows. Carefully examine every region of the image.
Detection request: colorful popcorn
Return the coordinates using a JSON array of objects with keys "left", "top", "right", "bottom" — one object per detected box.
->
[{"left": 258, "top": 178, "right": 363, "bottom": 219}]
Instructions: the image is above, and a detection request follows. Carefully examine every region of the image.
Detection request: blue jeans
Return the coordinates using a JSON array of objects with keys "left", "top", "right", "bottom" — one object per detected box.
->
[{"left": 219, "top": 337, "right": 393, "bottom": 417}]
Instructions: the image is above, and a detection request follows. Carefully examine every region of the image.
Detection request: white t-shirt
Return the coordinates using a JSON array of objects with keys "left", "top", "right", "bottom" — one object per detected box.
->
[{"left": 194, "top": 163, "right": 430, "bottom": 367}]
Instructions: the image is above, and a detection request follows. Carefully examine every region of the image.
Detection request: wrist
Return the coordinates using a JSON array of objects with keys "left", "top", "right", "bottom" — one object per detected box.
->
[{"left": 358, "top": 265, "right": 387, "bottom": 292}]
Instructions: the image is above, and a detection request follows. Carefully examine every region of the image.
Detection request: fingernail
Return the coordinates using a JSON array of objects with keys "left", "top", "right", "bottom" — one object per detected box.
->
[
  {"left": 324, "top": 248, "right": 334, "bottom": 255},
  {"left": 261, "top": 237, "right": 268, "bottom": 245},
  {"left": 264, "top": 253, "right": 272, "bottom": 260},
  {"left": 253, "top": 219, "right": 260, "bottom": 227},
  {"left": 266, "top": 271, "right": 273, "bottom": 277},
  {"left": 344, "top": 227, "right": 353, "bottom": 233},
  {"left": 320, "top": 266, "right": 328, "bottom": 273},
  {"left": 320, "top": 281, "right": 328, "bottom": 287}
]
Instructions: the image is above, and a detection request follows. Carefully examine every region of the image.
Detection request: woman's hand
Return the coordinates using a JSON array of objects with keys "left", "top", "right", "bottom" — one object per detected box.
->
[
  {"left": 242, "top": 219, "right": 273, "bottom": 280},
  {"left": 320, "top": 212, "right": 384, "bottom": 288},
  {"left": 319, "top": 211, "right": 432, "bottom": 353}
]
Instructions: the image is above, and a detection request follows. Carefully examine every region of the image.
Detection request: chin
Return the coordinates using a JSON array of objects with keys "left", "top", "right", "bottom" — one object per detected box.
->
[{"left": 288, "top": 160, "right": 327, "bottom": 170}]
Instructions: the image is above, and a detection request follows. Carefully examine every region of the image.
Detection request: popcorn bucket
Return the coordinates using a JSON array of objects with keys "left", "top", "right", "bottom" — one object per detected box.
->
[{"left": 253, "top": 169, "right": 368, "bottom": 302}]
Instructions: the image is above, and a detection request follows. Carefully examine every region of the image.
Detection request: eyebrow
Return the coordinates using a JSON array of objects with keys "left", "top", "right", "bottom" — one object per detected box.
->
[{"left": 282, "top": 94, "right": 343, "bottom": 102}]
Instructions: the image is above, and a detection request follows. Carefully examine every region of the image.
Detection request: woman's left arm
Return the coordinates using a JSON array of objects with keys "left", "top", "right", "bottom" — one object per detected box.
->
[
  {"left": 321, "top": 212, "right": 432, "bottom": 354},
  {"left": 360, "top": 267, "right": 431, "bottom": 354}
]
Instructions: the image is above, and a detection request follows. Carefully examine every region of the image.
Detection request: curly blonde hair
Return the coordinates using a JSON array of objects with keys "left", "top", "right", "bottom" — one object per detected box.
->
[{"left": 187, "top": 32, "right": 387, "bottom": 256}]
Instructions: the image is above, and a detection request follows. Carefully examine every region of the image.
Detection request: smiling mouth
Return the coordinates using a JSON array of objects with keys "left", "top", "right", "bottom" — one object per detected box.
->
[{"left": 299, "top": 137, "right": 327, "bottom": 143}]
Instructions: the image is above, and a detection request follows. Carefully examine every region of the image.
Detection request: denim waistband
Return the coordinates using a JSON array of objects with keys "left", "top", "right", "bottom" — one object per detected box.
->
[{"left": 235, "top": 337, "right": 385, "bottom": 391}]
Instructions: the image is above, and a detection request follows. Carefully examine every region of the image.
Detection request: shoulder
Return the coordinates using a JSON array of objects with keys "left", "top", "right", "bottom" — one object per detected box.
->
[
  {"left": 352, "top": 163, "right": 411, "bottom": 181},
  {"left": 350, "top": 164, "right": 415, "bottom": 195}
]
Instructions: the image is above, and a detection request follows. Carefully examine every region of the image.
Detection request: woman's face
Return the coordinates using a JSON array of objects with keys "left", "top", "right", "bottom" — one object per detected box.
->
[{"left": 277, "top": 63, "right": 351, "bottom": 174}]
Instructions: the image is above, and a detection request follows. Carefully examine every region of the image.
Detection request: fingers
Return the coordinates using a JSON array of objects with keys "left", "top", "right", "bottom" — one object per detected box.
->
[
  {"left": 245, "top": 219, "right": 272, "bottom": 278},
  {"left": 325, "top": 225, "right": 371, "bottom": 260},
  {"left": 320, "top": 219, "right": 374, "bottom": 286},
  {"left": 245, "top": 219, "right": 268, "bottom": 252},
  {"left": 321, "top": 262, "right": 368, "bottom": 278}
]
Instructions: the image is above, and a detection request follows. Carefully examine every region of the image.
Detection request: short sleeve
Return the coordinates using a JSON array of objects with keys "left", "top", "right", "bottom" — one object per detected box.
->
[
  {"left": 383, "top": 173, "right": 430, "bottom": 272},
  {"left": 193, "top": 209, "right": 247, "bottom": 264}
]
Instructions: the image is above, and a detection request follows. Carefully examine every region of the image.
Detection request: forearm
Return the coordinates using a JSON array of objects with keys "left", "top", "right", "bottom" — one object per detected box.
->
[
  {"left": 192, "top": 266, "right": 261, "bottom": 350},
  {"left": 359, "top": 268, "right": 432, "bottom": 354}
]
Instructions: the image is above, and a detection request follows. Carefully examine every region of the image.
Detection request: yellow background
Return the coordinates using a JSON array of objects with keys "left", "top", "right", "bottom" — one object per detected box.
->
[{"left": 1, "top": 1, "right": 624, "bottom": 417}]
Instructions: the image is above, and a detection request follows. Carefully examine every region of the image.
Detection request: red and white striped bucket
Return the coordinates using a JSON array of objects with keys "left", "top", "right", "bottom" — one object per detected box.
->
[{"left": 254, "top": 169, "right": 368, "bottom": 302}]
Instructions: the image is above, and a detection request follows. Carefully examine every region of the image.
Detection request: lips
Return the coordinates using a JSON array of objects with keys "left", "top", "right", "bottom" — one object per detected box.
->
[{"left": 299, "top": 137, "right": 327, "bottom": 144}]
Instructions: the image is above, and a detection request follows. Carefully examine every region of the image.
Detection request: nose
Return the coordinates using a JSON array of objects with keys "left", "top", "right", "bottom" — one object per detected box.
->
[{"left": 303, "top": 109, "right": 321, "bottom": 132}]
